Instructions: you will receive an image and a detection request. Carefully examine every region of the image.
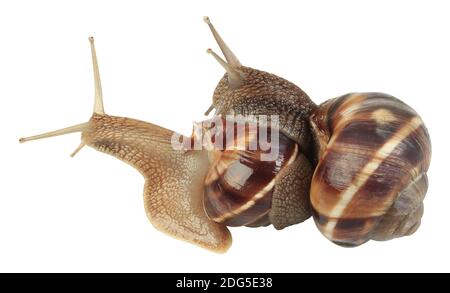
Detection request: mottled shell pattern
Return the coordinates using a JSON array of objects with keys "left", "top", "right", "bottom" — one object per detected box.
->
[
  {"left": 309, "top": 93, "right": 431, "bottom": 247},
  {"left": 202, "top": 117, "right": 300, "bottom": 227}
]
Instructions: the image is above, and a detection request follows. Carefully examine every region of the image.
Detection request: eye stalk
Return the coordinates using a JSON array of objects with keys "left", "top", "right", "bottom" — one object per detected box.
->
[
  {"left": 203, "top": 16, "right": 241, "bottom": 68},
  {"left": 203, "top": 17, "right": 246, "bottom": 115},
  {"left": 89, "top": 37, "right": 104, "bottom": 115},
  {"left": 206, "top": 48, "right": 243, "bottom": 89}
]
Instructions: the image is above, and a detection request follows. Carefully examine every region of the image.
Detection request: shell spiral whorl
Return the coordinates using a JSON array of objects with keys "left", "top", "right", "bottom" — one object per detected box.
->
[
  {"left": 203, "top": 118, "right": 301, "bottom": 227},
  {"left": 309, "top": 93, "right": 431, "bottom": 247}
]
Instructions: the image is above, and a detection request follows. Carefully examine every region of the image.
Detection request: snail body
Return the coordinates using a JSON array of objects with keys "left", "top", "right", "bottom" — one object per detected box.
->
[{"left": 309, "top": 93, "right": 431, "bottom": 246}]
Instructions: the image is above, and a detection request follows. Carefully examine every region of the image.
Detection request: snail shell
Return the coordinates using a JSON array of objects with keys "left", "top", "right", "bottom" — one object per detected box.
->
[
  {"left": 202, "top": 118, "right": 303, "bottom": 227},
  {"left": 309, "top": 93, "right": 431, "bottom": 247}
]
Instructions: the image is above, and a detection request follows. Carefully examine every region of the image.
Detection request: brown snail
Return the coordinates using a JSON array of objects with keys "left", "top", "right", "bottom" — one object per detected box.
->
[
  {"left": 19, "top": 18, "right": 317, "bottom": 252},
  {"left": 309, "top": 93, "right": 431, "bottom": 247},
  {"left": 200, "top": 17, "right": 316, "bottom": 229}
]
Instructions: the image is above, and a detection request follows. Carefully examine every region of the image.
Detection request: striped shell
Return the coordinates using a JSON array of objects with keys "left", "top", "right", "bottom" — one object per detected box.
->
[
  {"left": 309, "top": 93, "right": 431, "bottom": 247},
  {"left": 203, "top": 118, "right": 299, "bottom": 227}
]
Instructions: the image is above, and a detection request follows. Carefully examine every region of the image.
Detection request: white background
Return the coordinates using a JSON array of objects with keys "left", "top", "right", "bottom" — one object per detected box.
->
[{"left": 0, "top": 0, "right": 448, "bottom": 273}]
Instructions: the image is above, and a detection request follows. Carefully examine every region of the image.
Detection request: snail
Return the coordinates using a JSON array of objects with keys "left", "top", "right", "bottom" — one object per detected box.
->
[
  {"left": 309, "top": 93, "right": 431, "bottom": 247},
  {"left": 19, "top": 18, "right": 317, "bottom": 252},
  {"left": 200, "top": 17, "right": 317, "bottom": 229}
]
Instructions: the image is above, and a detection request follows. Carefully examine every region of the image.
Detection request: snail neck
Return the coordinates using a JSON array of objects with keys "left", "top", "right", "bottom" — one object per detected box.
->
[{"left": 82, "top": 114, "right": 206, "bottom": 177}]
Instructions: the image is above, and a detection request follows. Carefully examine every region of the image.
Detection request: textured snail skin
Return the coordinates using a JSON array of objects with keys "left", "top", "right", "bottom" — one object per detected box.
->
[
  {"left": 212, "top": 66, "right": 317, "bottom": 147},
  {"left": 309, "top": 93, "right": 431, "bottom": 247}
]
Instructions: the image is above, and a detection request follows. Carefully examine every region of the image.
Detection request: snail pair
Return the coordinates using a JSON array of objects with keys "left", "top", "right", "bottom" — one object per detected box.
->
[{"left": 20, "top": 17, "right": 431, "bottom": 252}]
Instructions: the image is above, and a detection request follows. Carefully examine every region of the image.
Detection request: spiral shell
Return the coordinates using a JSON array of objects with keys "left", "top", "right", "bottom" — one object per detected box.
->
[
  {"left": 203, "top": 118, "right": 300, "bottom": 227},
  {"left": 309, "top": 93, "right": 431, "bottom": 246}
]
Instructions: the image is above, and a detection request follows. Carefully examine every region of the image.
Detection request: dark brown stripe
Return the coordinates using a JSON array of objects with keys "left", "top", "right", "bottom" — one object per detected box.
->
[
  {"left": 245, "top": 212, "right": 271, "bottom": 227},
  {"left": 312, "top": 207, "right": 380, "bottom": 246},
  {"left": 390, "top": 125, "right": 430, "bottom": 171},
  {"left": 334, "top": 119, "right": 393, "bottom": 149},
  {"left": 332, "top": 216, "right": 379, "bottom": 246},
  {"left": 223, "top": 192, "right": 273, "bottom": 227},
  {"left": 311, "top": 207, "right": 328, "bottom": 226},
  {"left": 335, "top": 217, "right": 369, "bottom": 230}
]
